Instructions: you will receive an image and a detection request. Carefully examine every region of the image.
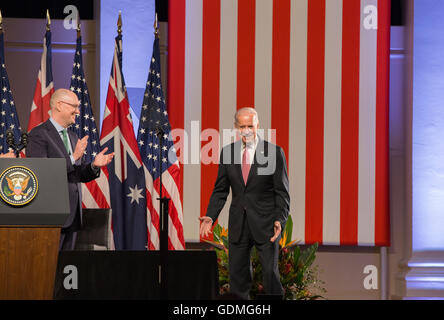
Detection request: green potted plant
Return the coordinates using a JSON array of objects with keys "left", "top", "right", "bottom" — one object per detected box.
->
[{"left": 206, "top": 215, "right": 326, "bottom": 300}]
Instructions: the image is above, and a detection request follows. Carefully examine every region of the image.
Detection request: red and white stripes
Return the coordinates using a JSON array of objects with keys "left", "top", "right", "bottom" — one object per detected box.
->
[{"left": 168, "top": 0, "right": 390, "bottom": 246}]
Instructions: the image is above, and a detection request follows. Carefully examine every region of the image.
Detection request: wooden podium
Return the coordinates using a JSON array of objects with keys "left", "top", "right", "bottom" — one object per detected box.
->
[{"left": 0, "top": 159, "right": 70, "bottom": 300}]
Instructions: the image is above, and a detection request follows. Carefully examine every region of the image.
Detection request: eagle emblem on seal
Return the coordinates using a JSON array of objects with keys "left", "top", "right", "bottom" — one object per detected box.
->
[{"left": 0, "top": 166, "right": 38, "bottom": 206}]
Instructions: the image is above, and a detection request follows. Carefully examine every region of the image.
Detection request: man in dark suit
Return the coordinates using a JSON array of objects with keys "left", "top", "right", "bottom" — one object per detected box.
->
[
  {"left": 200, "top": 107, "right": 290, "bottom": 300},
  {"left": 27, "top": 88, "right": 114, "bottom": 250}
]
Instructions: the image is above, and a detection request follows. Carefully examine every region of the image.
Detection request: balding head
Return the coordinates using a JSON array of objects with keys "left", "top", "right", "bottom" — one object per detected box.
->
[
  {"left": 50, "top": 88, "right": 80, "bottom": 128},
  {"left": 50, "top": 88, "right": 77, "bottom": 110}
]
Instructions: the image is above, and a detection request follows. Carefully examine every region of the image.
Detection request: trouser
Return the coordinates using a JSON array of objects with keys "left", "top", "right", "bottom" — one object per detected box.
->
[
  {"left": 228, "top": 216, "right": 283, "bottom": 300},
  {"left": 59, "top": 230, "right": 77, "bottom": 251}
]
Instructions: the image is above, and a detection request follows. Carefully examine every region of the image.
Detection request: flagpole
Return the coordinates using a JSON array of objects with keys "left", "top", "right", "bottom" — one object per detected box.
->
[
  {"left": 0, "top": 10, "right": 3, "bottom": 34},
  {"left": 76, "top": 12, "right": 81, "bottom": 39},
  {"left": 152, "top": 12, "right": 170, "bottom": 299}
]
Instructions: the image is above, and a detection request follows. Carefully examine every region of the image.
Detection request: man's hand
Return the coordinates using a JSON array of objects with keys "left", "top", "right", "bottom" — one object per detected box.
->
[
  {"left": 73, "top": 135, "right": 89, "bottom": 161},
  {"left": 0, "top": 150, "right": 15, "bottom": 158},
  {"left": 270, "top": 221, "right": 282, "bottom": 243},
  {"left": 199, "top": 216, "right": 213, "bottom": 238},
  {"left": 92, "top": 147, "right": 115, "bottom": 168}
]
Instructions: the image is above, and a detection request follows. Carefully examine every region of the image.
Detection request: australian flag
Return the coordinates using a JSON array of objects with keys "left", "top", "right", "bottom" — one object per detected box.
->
[
  {"left": 69, "top": 35, "right": 110, "bottom": 209},
  {"left": 100, "top": 33, "right": 148, "bottom": 250},
  {"left": 0, "top": 31, "right": 22, "bottom": 152},
  {"left": 137, "top": 36, "right": 185, "bottom": 250}
]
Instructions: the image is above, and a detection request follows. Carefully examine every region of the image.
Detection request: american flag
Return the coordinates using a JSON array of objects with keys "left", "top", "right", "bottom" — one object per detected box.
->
[
  {"left": 168, "top": 0, "right": 390, "bottom": 246},
  {"left": 0, "top": 31, "right": 22, "bottom": 152},
  {"left": 137, "top": 36, "right": 185, "bottom": 250},
  {"left": 100, "top": 33, "right": 148, "bottom": 250},
  {"left": 28, "top": 30, "right": 54, "bottom": 132},
  {"left": 69, "top": 36, "right": 111, "bottom": 209}
]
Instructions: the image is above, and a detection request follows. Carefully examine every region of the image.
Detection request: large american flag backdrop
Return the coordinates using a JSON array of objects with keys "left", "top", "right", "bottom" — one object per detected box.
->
[{"left": 168, "top": 0, "right": 390, "bottom": 246}]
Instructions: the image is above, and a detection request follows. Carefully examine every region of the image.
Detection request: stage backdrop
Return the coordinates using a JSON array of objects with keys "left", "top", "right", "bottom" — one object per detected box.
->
[{"left": 168, "top": 0, "right": 390, "bottom": 246}]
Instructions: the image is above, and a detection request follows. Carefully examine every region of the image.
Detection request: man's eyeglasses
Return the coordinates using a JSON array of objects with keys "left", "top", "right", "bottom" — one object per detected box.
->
[{"left": 60, "top": 100, "right": 80, "bottom": 109}]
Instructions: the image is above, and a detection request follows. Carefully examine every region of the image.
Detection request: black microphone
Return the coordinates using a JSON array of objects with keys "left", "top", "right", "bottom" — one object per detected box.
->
[
  {"left": 20, "top": 132, "right": 28, "bottom": 148},
  {"left": 6, "top": 129, "right": 15, "bottom": 148}
]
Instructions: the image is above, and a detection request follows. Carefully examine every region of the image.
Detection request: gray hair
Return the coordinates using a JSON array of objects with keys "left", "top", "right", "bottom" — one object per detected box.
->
[{"left": 234, "top": 107, "right": 259, "bottom": 125}]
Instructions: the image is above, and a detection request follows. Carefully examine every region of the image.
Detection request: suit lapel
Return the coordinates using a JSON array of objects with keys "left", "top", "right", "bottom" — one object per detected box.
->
[{"left": 45, "top": 120, "right": 71, "bottom": 160}]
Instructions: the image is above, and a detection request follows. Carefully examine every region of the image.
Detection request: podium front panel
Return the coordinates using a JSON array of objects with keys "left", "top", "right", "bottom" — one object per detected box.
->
[{"left": 0, "top": 158, "right": 70, "bottom": 226}]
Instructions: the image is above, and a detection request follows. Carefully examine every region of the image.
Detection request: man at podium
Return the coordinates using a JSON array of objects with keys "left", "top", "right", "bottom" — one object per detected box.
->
[{"left": 26, "top": 88, "right": 114, "bottom": 250}]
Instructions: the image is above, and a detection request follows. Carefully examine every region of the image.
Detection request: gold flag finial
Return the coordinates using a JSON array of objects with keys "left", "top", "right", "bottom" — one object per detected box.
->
[
  {"left": 46, "top": 9, "right": 51, "bottom": 31},
  {"left": 117, "top": 11, "right": 122, "bottom": 35},
  {"left": 0, "top": 10, "right": 3, "bottom": 33},
  {"left": 154, "top": 13, "right": 159, "bottom": 37}
]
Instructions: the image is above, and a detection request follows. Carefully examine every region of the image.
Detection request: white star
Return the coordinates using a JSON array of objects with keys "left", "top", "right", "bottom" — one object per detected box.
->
[
  {"left": 1, "top": 99, "right": 6, "bottom": 104},
  {"left": 2, "top": 87, "right": 6, "bottom": 92},
  {"left": 139, "top": 140, "right": 144, "bottom": 146},
  {"left": 127, "top": 185, "right": 144, "bottom": 204},
  {"left": 139, "top": 128, "right": 145, "bottom": 134}
]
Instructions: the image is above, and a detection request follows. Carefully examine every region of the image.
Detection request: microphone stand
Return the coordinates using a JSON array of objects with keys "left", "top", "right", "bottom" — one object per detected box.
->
[
  {"left": 6, "top": 130, "right": 27, "bottom": 158},
  {"left": 155, "top": 126, "right": 170, "bottom": 299}
]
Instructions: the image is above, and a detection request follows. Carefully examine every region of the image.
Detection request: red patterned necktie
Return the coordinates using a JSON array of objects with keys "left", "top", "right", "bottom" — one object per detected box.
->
[{"left": 242, "top": 146, "right": 251, "bottom": 184}]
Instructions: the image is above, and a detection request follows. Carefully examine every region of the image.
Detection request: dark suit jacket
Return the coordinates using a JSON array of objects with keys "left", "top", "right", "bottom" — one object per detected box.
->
[
  {"left": 206, "top": 139, "right": 290, "bottom": 244},
  {"left": 26, "top": 119, "right": 99, "bottom": 230}
]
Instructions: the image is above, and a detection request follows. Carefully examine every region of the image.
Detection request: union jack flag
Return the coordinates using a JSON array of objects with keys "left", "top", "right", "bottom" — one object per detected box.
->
[
  {"left": 69, "top": 36, "right": 111, "bottom": 209},
  {"left": 0, "top": 31, "right": 22, "bottom": 152},
  {"left": 100, "top": 33, "right": 148, "bottom": 250},
  {"left": 137, "top": 36, "right": 185, "bottom": 250},
  {"left": 28, "top": 30, "right": 54, "bottom": 132}
]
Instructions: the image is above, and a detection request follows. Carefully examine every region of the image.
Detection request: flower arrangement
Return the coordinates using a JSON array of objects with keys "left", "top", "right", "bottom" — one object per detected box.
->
[{"left": 206, "top": 215, "right": 326, "bottom": 300}]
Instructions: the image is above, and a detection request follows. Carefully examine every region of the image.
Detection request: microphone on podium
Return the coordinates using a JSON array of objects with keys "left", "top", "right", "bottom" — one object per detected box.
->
[
  {"left": 6, "top": 129, "right": 15, "bottom": 150},
  {"left": 5, "top": 129, "right": 27, "bottom": 158}
]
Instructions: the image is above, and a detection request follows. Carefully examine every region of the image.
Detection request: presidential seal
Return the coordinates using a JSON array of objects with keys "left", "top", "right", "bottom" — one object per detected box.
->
[{"left": 0, "top": 166, "right": 38, "bottom": 206}]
